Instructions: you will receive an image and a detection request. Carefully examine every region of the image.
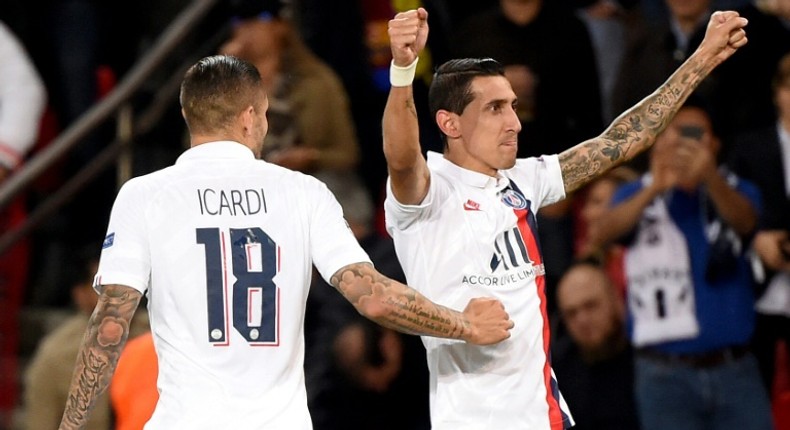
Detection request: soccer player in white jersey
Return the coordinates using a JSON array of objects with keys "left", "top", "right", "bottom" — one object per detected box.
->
[
  {"left": 58, "top": 55, "right": 515, "bottom": 430},
  {"left": 383, "top": 8, "right": 749, "bottom": 430}
]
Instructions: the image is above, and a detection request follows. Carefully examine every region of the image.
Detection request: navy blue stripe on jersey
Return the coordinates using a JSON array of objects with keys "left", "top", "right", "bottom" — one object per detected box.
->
[
  {"left": 506, "top": 181, "right": 544, "bottom": 258},
  {"left": 550, "top": 370, "right": 573, "bottom": 428},
  {"left": 197, "top": 228, "right": 228, "bottom": 344}
]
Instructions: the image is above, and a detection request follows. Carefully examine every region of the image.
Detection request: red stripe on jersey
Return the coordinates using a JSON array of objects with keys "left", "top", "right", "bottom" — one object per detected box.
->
[
  {"left": 277, "top": 288, "right": 280, "bottom": 343},
  {"left": 513, "top": 207, "right": 564, "bottom": 428}
]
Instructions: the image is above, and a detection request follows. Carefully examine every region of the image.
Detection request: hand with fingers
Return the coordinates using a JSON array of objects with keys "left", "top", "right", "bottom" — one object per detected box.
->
[
  {"left": 387, "top": 8, "right": 429, "bottom": 67},
  {"left": 754, "top": 230, "right": 790, "bottom": 272},
  {"left": 461, "top": 297, "right": 514, "bottom": 345},
  {"left": 699, "top": 11, "right": 749, "bottom": 64},
  {"left": 649, "top": 143, "right": 681, "bottom": 193}
]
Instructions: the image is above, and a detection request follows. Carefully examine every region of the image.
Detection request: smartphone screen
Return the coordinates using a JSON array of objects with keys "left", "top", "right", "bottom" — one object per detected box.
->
[{"left": 679, "top": 125, "right": 704, "bottom": 140}]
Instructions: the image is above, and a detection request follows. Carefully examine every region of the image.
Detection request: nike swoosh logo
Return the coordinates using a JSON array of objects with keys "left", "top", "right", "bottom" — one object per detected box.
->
[{"left": 463, "top": 200, "right": 481, "bottom": 211}]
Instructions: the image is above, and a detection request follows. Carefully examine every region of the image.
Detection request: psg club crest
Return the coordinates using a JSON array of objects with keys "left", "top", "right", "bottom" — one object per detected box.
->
[{"left": 500, "top": 188, "right": 528, "bottom": 209}]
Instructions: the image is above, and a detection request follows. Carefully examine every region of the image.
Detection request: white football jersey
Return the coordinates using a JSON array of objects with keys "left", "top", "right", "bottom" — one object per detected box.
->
[
  {"left": 95, "top": 141, "right": 370, "bottom": 430},
  {"left": 385, "top": 152, "right": 574, "bottom": 430}
]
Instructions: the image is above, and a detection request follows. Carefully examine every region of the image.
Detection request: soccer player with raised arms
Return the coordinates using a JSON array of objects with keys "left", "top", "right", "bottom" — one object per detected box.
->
[{"left": 383, "top": 7, "right": 748, "bottom": 429}]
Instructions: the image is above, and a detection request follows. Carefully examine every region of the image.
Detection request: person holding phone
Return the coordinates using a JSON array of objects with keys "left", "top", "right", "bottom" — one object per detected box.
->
[{"left": 594, "top": 98, "right": 773, "bottom": 430}]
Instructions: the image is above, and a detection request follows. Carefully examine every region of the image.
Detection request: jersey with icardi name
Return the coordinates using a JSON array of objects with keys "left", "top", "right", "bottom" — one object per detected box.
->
[
  {"left": 95, "top": 141, "right": 370, "bottom": 430},
  {"left": 385, "top": 152, "right": 573, "bottom": 430}
]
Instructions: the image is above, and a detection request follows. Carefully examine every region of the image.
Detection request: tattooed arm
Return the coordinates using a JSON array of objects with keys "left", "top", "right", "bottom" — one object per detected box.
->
[
  {"left": 383, "top": 8, "right": 431, "bottom": 205},
  {"left": 558, "top": 11, "right": 749, "bottom": 194},
  {"left": 59, "top": 284, "right": 142, "bottom": 430},
  {"left": 331, "top": 262, "right": 513, "bottom": 345}
]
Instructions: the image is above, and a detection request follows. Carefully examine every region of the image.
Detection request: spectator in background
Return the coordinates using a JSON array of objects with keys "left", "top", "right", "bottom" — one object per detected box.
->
[
  {"left": 575, "top": 166, "right": 638, "bottom": 299},
  {"left": 452, "top": 0, "right": 603, "bottom": 160},
  {"left": 0, "top": 20, "right": 44, "bottom": 178},
  {"left": 305, "top": 177, "right": 430, "bottom": 430},
  {"left": 728, "top": 52, "right": 790, "bottom": 396},
  {"left": 290, "top": 0, "right": 460, "bottom": 231},
  {"left": 218, "top": 0, "right": 366, "bottom": 203},
  {"left": 24, "top": 252, "right": 148, "bottom": 430},
  {"left": 596, "top": 100, "right": 773, "bottom": 430},
  {"left": 287, "top": 0, "right": 385, "bottom": 205},
  {"left": 0, "top": 18, "right": 46, "bottom": 428},
  {"left": 574, "top": 0, "right": 639, "bottom": 122},
  {"left": 552, "top": 261, "right": 639, "bottom": 430}
]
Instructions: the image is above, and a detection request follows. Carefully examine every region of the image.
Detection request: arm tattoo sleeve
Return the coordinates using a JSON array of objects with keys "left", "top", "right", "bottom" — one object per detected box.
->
[
  {"left": 559, "top": 53, "right": 714, "bottom": 193},
  {"left": 59, "top": 284, "right": 142, "bottom": 430},
  {"left": 331, "top": 262, "right": 469, "bottom": 340}
]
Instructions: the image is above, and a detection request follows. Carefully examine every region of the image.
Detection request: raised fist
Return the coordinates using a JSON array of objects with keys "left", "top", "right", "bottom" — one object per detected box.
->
[
  {"left": 700, "top": 11, "right": 749, "bottom": 64},
  {"left": 388, "top": 8, "right": 429, "bottom": 67}
]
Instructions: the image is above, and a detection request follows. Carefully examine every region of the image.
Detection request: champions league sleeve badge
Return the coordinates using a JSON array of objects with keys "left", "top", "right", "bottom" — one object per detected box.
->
[{"left": 103, "top": 232, "right": 115, "bottom": 249}]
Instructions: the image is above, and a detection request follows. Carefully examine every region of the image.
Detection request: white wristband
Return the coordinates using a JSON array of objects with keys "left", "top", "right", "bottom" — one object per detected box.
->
[{"left": 389, "top": 58, "right": 419, "bottom": 87}]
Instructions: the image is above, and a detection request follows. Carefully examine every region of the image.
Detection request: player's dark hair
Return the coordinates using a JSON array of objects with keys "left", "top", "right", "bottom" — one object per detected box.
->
[
  {"left": 429, "top": 58, "right": 505, "bottom": 119},
  {"left": 180, "top": 55, "right": 263, "bottom": 135}
]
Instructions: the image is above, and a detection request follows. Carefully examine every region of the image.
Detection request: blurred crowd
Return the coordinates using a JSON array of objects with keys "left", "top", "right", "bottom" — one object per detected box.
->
[{"left": 1, "top": 0, "right": 790, "bottom": 428}]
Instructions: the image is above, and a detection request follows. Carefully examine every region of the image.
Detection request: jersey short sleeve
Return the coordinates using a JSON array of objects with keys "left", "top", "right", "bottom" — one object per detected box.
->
[
  {"left": 509, "top": 154, "right": 566, "bottom": 209},
  {"left": 384, "top": 169, "right": 451, "bottom": 233},
  {"left": 95, "top": 177, "right": 152, "bottom": 294},
  {"left": 308, "top": 178, "right": 371, "bottom": 283}
]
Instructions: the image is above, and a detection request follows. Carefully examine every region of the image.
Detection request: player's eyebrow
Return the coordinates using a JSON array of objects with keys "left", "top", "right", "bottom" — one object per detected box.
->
[{"left": 484, "top": 98, "right": 515, "bottom": 110}]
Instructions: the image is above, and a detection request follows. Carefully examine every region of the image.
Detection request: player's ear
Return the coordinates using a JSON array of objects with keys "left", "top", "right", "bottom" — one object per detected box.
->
[
  {"left": 436, "top": 110, "right": 460, "bottom": 139},
  {"left": 240, "top": 105, "right": 255, "bottom": 136}
]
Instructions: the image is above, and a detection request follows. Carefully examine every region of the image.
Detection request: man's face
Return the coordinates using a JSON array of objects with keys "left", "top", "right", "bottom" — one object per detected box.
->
[
  {"left": 651, "top": 106, "right": 717, "bottom": 189},
  {"left": 659, "top": 107, "right": 714, "bottom": 150},
  {"left": 653, "top": 106, "right": 716, "bottom": 162},
  {"left": 558, "top": 267, "right": 620, "bottom": 352},
  {"left": 451, "top": 76, "right": 522, "bottom": 175}
]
